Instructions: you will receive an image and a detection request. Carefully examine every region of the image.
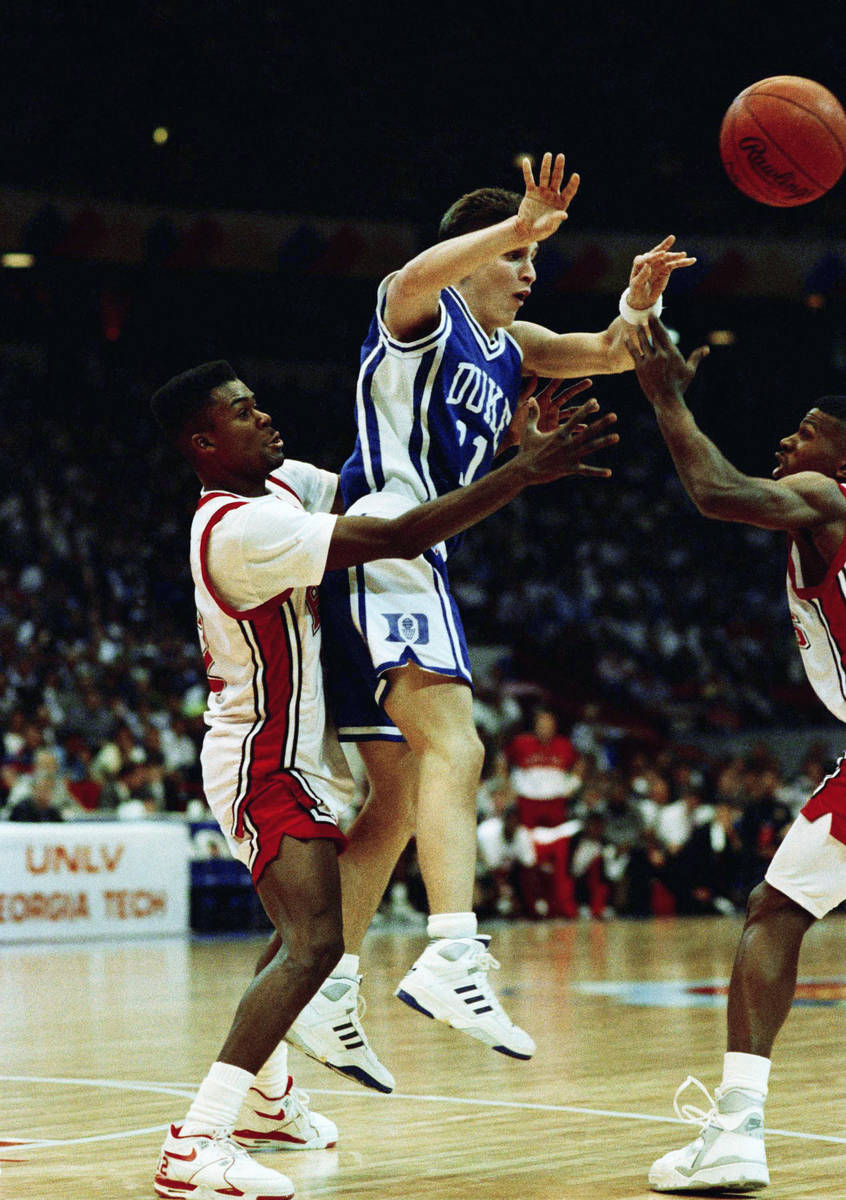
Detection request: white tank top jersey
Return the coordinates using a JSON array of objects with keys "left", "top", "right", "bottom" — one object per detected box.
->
[
  {"left": 787, "top": 496, "right": 846, "bottom": 725},
  {"left": 190, "top": 460, "right": 355, "bottom": 837}
]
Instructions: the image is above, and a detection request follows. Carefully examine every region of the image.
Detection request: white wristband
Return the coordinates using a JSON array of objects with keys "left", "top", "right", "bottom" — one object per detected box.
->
[{"left": 618, "top": 287, "right": 663, "bottom": 326}]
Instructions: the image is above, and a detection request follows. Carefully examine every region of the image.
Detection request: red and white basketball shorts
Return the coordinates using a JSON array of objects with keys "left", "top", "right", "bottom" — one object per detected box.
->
[
  {"left": 203, "top": 755, "right": 348, "bottom": 887},
  {"left": 766, "top": 753, "right": 846, "bottom": 918}
]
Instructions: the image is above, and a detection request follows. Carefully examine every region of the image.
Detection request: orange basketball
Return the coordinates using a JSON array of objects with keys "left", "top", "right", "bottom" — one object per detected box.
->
[{"left": 719, "top": 76, "right": 846, "bottom": 206}]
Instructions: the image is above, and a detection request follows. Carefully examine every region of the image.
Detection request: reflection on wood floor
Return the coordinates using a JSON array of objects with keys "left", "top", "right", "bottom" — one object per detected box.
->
[{"left": 3, "top": 915, "right": 846, "bottom": 1198}]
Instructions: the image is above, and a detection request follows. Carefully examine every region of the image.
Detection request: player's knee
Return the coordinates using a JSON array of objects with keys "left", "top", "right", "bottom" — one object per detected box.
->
[
  {"left": 745, "top": 880, "right": 812, "bottom": 930},
  {"left": 288, "top": 918, "right": 344, "bottom": 982},
  {"left": 428, "top": 722, "right": 484, "bottom": 777}
]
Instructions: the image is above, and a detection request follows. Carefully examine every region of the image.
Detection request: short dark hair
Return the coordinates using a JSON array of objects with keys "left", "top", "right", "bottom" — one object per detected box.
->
[
  {"left": 438, "top": 187, "right": 522, "bottom": 242},
  {"left": 150, "top": 360, "right": 237, "bottom": 443},
  {"left": 815, "top": 395, "right": 846, "bottom": 427}
]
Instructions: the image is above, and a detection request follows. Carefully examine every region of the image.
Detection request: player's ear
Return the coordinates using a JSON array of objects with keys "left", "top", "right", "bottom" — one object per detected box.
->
[{"left": 190, "top": 430, "right": 215, "bottom": 454}]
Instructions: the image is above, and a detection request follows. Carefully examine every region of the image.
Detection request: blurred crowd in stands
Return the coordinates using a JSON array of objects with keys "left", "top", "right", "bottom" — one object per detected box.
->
[{"left": 1, "top": 347, "right": 842, "bottom": 923}]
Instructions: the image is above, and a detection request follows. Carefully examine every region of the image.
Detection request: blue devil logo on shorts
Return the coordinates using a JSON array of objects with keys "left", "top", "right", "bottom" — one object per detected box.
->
[{"left": 384, "top": 612, "right": 429, "bottom": 644}]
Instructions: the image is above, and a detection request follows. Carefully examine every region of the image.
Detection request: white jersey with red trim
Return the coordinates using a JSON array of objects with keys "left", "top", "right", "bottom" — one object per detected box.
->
[
  {"left": 190, "top": 461, "right": 355, "bottom": 854},
  {"left": 787, "top": 505, "right": 846, "bottom": 725}
]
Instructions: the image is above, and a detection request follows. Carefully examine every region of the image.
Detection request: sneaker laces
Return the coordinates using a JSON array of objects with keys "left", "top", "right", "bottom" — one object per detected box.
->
[
  {"left": 286, "top": 1086, "right": 319, "bottom": 1132},
  {"left": 672, "top": 1076, "right": 720, "bottom": 1131},
  {"left": 207, "top": 1128, "right": 257, "bottom": 1159},
  {"left": 341, "top": 979, "right": 379, "bottom": 1052},
  {"left": 465, "top": 946, "right": 519, "bottom": 1027}
]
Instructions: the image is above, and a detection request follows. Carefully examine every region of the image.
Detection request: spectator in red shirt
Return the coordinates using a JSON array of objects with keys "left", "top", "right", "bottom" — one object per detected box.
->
[{"left": 505, "top": 706, "right": 581, "bottom": 829}]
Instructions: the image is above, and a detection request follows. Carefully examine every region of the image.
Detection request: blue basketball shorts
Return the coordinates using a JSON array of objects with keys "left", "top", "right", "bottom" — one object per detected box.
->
[{"left": 320, "top": 534, "right": 472, "bottom": 743}]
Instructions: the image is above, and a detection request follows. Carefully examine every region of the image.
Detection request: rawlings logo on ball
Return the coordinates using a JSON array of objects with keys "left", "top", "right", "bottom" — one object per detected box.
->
[
  {"left": 737, "top": 138, "right": 814, "bottom": 202},
  {"left": 720, "top": 76, "right": 846, "bottom": 207}
]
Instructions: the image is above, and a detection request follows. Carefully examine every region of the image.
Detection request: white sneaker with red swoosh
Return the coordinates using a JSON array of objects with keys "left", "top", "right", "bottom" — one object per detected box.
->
[
  {"left": 233, "top": 1077, "right": 338, "bottom": 1151},
  {"left": 154, "top": 1124, "right": 295, "bottom": 1199}
]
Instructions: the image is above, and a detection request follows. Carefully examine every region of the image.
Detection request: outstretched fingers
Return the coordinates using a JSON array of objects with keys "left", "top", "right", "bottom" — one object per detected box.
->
[{"left": 571, "top": 414, "right": 619, "bottom": 476}]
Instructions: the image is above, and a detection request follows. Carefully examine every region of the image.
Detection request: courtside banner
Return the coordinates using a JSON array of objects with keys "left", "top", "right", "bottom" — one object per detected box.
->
[{"left": 0, "top": 822, "right": 190, "bottom": 941}]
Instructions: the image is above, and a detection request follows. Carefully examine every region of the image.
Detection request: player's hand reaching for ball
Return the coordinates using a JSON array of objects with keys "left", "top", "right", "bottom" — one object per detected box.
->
[
  {"left": 514, "top": 152, "right": 580, "bottom": 243},
  {"left": 515, "top": 394, "right": 619, "bottom": 483},
  {"left": 624, "top": 316, "right": 709, "bottom": 405}
]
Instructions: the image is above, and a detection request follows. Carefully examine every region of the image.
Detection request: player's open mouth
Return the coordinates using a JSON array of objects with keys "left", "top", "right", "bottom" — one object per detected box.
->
[
  {"left": 514, "top": 291, "right": 530, "bottom": 305},
  {"left": 267, "top": 433, "right": 283, "bottom": 449}
]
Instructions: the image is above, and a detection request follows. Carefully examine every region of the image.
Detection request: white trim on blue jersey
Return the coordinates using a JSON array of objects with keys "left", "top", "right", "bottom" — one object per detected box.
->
[{"left": 342, "top": 275, "right": 524, "bottom": 552}]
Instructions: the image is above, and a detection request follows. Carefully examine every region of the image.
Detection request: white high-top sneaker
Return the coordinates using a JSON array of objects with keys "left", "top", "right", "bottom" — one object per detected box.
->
[
  {"left": 394, "top": 934, "right": 535, "bottom": 1059},
  {"left": 649, "top": 1076, "right": 769, "bottom": 1193},
  {"left": 285, "top": 974, "right": 395, "bottom": 1093},
  {"left": 233, "top": 1076, "right": 338, "bottom": 1150}
]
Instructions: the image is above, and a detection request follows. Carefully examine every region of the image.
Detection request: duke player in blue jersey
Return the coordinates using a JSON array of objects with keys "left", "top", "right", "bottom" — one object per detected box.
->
[{"left": 312, "top": 152, "right": 695, "bottom": 1065}]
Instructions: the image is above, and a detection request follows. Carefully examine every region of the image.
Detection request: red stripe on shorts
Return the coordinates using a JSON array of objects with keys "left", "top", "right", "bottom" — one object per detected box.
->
[
  {"left": 244, "top": 771, "right": 347, "bottom": 887},
  {"left": 801, "top": 753, "right": 846, "bottom": 845}
]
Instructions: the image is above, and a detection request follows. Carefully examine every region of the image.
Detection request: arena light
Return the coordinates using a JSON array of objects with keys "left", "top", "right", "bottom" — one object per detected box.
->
[
  {"left": 708, "top": 330, "right": 737, "bottom": 346},
  {"left": 152, "top": 126, "right": 170, "bottom": 145},
  {"left": 2, "top": 252, "right": 34, "bottom": 268}
]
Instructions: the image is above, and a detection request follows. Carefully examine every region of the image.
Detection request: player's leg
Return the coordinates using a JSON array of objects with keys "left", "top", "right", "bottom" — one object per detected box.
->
[
  {"left": 339, "top": 739, "right": 418, "bottom": 947},
  {"left": 156, "top": 836, "right": 342, "bottom": 1199},
  {"left": 727, "top": 881, "right": 815, "bottom": 1055},
  {"left": 649, "top": 810, "right": 845, "bottom": 1194},
  {"left": 383, "top": 664, "right": 481, "bottom": 912},
  {"left": 279, "top": 741, "right": 416, "bottom": 1094},
  {"left": 383, "top": 663, "right": 535, "bottom": 1059}
]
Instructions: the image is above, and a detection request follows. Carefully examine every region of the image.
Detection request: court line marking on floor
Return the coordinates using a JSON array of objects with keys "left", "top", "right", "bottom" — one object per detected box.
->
[{"left": 3, "top": 1074, "right": 845, "bottom": 1149}]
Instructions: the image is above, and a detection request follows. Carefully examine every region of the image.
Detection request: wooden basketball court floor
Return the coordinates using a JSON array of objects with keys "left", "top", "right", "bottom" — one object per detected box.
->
[{"left": 3, "top": 915, "right": 846, "bottom": 1199}]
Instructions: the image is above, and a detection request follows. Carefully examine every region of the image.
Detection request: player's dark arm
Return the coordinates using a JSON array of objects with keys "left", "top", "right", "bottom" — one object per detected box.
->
[
  {"left": 627, "top": 317, "right": 846, "bottom": 531},
  {"left": 324, "top": 398, "right": 618, "bottom": 571}
]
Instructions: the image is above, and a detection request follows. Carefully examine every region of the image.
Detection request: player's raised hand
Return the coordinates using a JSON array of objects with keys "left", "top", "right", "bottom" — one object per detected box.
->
[
  {"left": 515, "top": 152, "right": 580, "bottom": 243},
  {"left": 624, "top": 316, "right": 709, "bottom": 403},
  {"left": 627, "top": 235, "right": 697, "bottom": 309},
  {"left": 517, "top": 395, "right": 618, "bottom": 483}
]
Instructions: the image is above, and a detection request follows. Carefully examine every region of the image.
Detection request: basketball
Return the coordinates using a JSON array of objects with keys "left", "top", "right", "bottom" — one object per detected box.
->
[{"left": 719, "top": 76, "right": 846, "bottom": 206}]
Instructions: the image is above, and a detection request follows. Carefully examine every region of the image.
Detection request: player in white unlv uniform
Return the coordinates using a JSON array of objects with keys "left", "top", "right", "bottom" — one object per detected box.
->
[
  {"left": 192, "top": 465, "right": 352, "bottom": 886},
  {"left": 149, "top": 359, "right": 619, "bottom": 1200},
  {"left": 321, "top": 151, "right": 695, "bottom": 1059},
  {"left": 628, "top": 316, "right": 846, "bottom": 1194}
]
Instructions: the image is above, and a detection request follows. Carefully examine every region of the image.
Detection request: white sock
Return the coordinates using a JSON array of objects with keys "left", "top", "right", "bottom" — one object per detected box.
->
[
  {"left": 331, "top": 952, "right": 360, "bottom": 980},
  {"left": 252, "top": 1041, "right": 290, "bottom": 1097},
  {"left": 427, "top": 912, "right": 477, "bottom": 940},
  {"left": 720, "top": 1052, "right": 770, "bottom": 1100},
  {"left": 183, "top": 1061, "right": 255, "bottom": 1133}
]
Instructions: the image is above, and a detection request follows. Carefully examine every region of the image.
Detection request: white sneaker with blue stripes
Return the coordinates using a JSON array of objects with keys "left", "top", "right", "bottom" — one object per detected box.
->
[
  {"left": 285, "top": 974, "right": 395, "bottom": 1093},
  {"left": 395, "top": 934, "right": 535, "bottom": 1059},
  {"left": 649, "top": 1076, "right": 769, "bottom": 1193}
]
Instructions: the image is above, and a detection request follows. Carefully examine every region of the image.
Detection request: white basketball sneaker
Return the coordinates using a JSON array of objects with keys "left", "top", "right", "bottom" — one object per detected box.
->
[
  {"left": 154, "top": 1124, "right": 295, "bottom": 1199},
  {"left": 394, "top": 934, "right": 535, "bottom": 1059},
  {"left": 233, "top": 1077, "right": 338, "bottom": 1151},
  {"left": 649, "top": 1076, "right": 769, "bottom": 1193},
  {"left": 285, "top": 974, "right": 395, "bottom": 1093}
]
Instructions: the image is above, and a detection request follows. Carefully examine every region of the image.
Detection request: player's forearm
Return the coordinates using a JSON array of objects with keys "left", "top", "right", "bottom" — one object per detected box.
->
[
  {"left": 385, "top": 459, "right": 529, "bottom": 558},
  {"left": 603, "top": 316, "right": 642, "bottom": 372},
  {"left": 650, "top": 395, "right": 757, "bottom": 520},
  {"left": 396, "top": 217, "right": 526, "bottom": 297}
]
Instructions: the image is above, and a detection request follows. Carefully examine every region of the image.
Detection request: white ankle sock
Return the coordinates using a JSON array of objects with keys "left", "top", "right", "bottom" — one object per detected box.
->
[
  {"left": 252, "top": 1041, "right": 290, "bottom": 1097},
  {"left": 427, "top": 912, "right": 477, "bottom": 940},
  {"left": 331, "top": 953, "right": 360, "bottom": 979},
  {"left": 183, "top": 1061, "right": 255, "bottom": 1132},
  {"left": 721, "top": 1051, "right": 770, "bottom": 1099}
]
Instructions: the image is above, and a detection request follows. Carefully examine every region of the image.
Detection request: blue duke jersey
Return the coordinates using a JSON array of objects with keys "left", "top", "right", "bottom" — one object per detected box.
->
[{"left": 340, "top": 275, "right": 523, "bottom": 556}]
